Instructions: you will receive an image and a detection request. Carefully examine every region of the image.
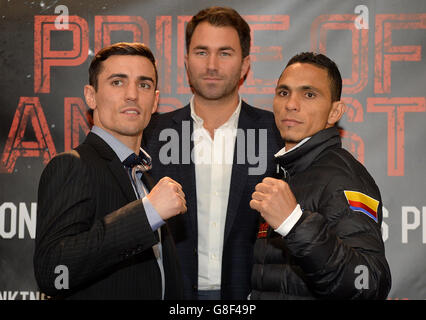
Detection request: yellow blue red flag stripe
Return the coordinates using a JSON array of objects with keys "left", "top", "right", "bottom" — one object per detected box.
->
[{"left": 344, "top": 190, "right": 379, "bottom": 223}]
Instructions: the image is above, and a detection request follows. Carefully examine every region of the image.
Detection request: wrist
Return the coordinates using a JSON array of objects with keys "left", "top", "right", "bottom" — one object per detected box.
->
[{"left": 274, "top": 204, "right": 303, "bottom": 237}]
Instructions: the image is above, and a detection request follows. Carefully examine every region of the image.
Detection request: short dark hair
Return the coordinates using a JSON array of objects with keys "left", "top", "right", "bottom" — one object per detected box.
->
[
  {"left": 89, "top": 42, "right": 158, "bottom": 91},
  {"left": 285, "top": 52, "right": 342, "bottom": 102},
  {"left": 186, "top": 6, "right": 251, "bottom": 58}
]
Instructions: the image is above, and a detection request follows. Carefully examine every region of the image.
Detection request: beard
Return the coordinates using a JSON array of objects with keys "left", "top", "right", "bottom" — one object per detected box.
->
[{"left": 187, "top": 68, "right": 242, "bottom": 101}]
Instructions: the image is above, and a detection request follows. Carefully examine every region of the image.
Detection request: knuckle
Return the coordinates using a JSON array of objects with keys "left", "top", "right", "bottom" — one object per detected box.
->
[{"left": 175, "top": 198, "right": 181, "bottom": 207}]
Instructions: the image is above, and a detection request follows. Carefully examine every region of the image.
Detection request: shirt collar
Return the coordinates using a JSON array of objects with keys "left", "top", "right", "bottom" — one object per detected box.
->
[
  {"left": 274, "top": 136, "right": 311, "bottom": 158},
  {"left": 91, "top": 126, "right": 149, "bottom": 163},
  {"left": 189, "top": 95, "right": 242, "bottom": 129}
]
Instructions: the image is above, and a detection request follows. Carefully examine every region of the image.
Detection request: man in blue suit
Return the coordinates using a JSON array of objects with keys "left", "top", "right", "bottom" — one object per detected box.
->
[{"left": 144, "top": 7, "right": 281, "bottom": 300}]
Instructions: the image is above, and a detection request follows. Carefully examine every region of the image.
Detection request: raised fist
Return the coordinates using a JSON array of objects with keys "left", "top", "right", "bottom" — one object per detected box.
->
[{"left": 147, "top": 176, "right": 187, "bottom": 220}]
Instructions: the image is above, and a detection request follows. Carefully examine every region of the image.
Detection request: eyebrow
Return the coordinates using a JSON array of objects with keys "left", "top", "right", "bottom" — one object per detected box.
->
[
  {"left": 218, "top": 46, "right": 235, "bottom": 51},
  {"left": 276, "top": 84, "right": 320, "bottom": 92},
  {"left": 276, "top": 84, "right": 289, "bottom": 91},
  {"left": 107, "top": 73, "right": 127, "bottom": 80},
  {"left": 300, "top": 85, "right": 319, "bottom": 92},
  {"left": 107, "top": 73, "right": 154, "bottom": 83},
  {"left": 192, "top": 45, "right": 235, "bottom": 52}
]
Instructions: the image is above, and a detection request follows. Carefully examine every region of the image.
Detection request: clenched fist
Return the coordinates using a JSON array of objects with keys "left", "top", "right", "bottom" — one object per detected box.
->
[
  {"left": 250, "top": 177, "right": 298, "bottom": 229},
  {"left": 147, "top": 177, "right": 187, "bottom": 220}
]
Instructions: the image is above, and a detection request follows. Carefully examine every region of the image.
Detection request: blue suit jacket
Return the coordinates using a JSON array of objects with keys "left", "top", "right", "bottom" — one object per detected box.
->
[{"left": 143, "top": 101, "right": 282, "bottom": 299}]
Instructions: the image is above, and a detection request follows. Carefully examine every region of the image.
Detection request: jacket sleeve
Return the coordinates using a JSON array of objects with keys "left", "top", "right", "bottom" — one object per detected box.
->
[
  {"left": 33, "top": 151, "right": 158, "bottom": 296},
  {"left": 283, "top": 180, "right": 392, "bottom": 299}
]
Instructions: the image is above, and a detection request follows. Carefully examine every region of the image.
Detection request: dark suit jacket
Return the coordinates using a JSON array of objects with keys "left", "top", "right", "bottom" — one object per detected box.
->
[
  {"left": 33, "top": 132, "right": 183, "bottom": 300},
  {"left": 143, "top": 101, "right": 282, "bottom": 299}
]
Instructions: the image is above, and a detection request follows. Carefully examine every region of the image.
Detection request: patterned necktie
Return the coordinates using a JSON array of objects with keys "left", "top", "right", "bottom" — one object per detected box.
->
[
  {"left": 123, "top": 151, "right": 152, "bottom": 199},
  {"left": 123, "top": 151, "right": 164, "bottom": 299},
  {"left": 122, "top": 151, "right": 152, "bottom": 172}
]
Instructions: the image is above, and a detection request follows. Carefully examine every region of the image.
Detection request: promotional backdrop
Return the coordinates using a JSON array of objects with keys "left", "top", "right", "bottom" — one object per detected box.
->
[{"left": 0, "top": 0, "right": 425, "bottom": 300}]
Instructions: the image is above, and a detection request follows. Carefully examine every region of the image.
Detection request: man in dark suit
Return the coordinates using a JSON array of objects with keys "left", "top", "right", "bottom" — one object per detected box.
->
[
  {"left": 143, "top": 7, "right": 282, "bottom": 300},
  {"left": 34, "top": 42, "right": 186, "bottom": 299}
]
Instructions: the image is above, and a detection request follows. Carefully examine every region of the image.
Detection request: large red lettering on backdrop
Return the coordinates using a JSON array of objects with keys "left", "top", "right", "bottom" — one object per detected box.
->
[
  {"left": 311, "top": 14, "right": 369, "bottom": 163},
  {"left": 367, "top": 97, "right": 426, "bottom": 176},
  {"left": 1, "top": 14, "right": 424, "bottom": 175},
  {"left": 34, "top": 15, "right": 89, "bottom": 94},
  {"left": 156, "top": 16, "right": 172, "bottom": 95},
  {"left": 375, "top": 14, "right": 426, "bottom": 94},
  {"left": 1, "top": 97, "right": 56, "bottom": 173},
  {"left": 241, "top": 15, "right": 289, "bottom": 94},
  {"left": 94, "top": 16, "right": 150, "bottom": 55},
  {"left": 64, "top": 97, "right": 90, "bottom": 151},
  {"left": 311, "top": 14, "right": 369, "bottom": 94}
]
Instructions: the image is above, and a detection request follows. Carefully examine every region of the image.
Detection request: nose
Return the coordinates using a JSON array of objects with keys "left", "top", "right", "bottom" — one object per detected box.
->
[
  {"left": 125, "top": 82, "right": 138, "bottom": 102},
  {"left": 207, "top": 54, "right": 219, "bottom": 72},
  {"left": 285, "top": 93, "right": 300, "bottom": 112}
]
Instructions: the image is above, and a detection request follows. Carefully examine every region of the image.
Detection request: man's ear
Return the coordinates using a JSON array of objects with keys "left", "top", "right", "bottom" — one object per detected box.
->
[
  {"left": 241, "top": 55, "right": 251, "bottom": 81},
  {"left": 152, "top": 90, "right": 160, "bottom": 114},
  {"left": 327, "top": 100, "right": 347, "bottom": 126},
  {"left": 84, "top": 85, "right": 97, "bottom": 111}
]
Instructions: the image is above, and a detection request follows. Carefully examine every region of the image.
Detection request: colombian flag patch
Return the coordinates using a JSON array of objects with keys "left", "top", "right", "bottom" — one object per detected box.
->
[{"left": 344, "top": 190, "right": 379, "bottom": 223}]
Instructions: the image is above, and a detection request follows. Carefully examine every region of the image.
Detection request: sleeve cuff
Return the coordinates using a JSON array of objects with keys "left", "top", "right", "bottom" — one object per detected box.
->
[
  {"left": 142, "top": 196, "right": 165, "bottom": 231},
  {"left": 274, "top": 204, "right": 303, "bottom": 237}
]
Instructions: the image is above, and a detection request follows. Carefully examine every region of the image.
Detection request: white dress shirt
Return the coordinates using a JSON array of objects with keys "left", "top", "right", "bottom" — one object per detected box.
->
[{"left": 190, "top": 96, "right": 242, "bottom": 291}]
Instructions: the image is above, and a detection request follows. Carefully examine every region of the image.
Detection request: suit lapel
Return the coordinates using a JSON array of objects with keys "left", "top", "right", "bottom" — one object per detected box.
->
[
  {"left": 86, "top": 132, "right": 163, "bottom": 253},
  {"left": 85, "top": 132, "right": 136, "bottom": 203},
  {"left": 172, "top": 106, "right": 198, "bottom": 236},
  {"left": 223, "top": 102, "right": 255, "bottom": 244},
  {"left": 108, "top": 161, "right": 137, "bottom": 202}
]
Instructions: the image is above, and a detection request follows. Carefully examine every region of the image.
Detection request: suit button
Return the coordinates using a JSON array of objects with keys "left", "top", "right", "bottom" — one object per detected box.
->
[{"left": 193, "top": 248, "right": 197, "bottom": 255}]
